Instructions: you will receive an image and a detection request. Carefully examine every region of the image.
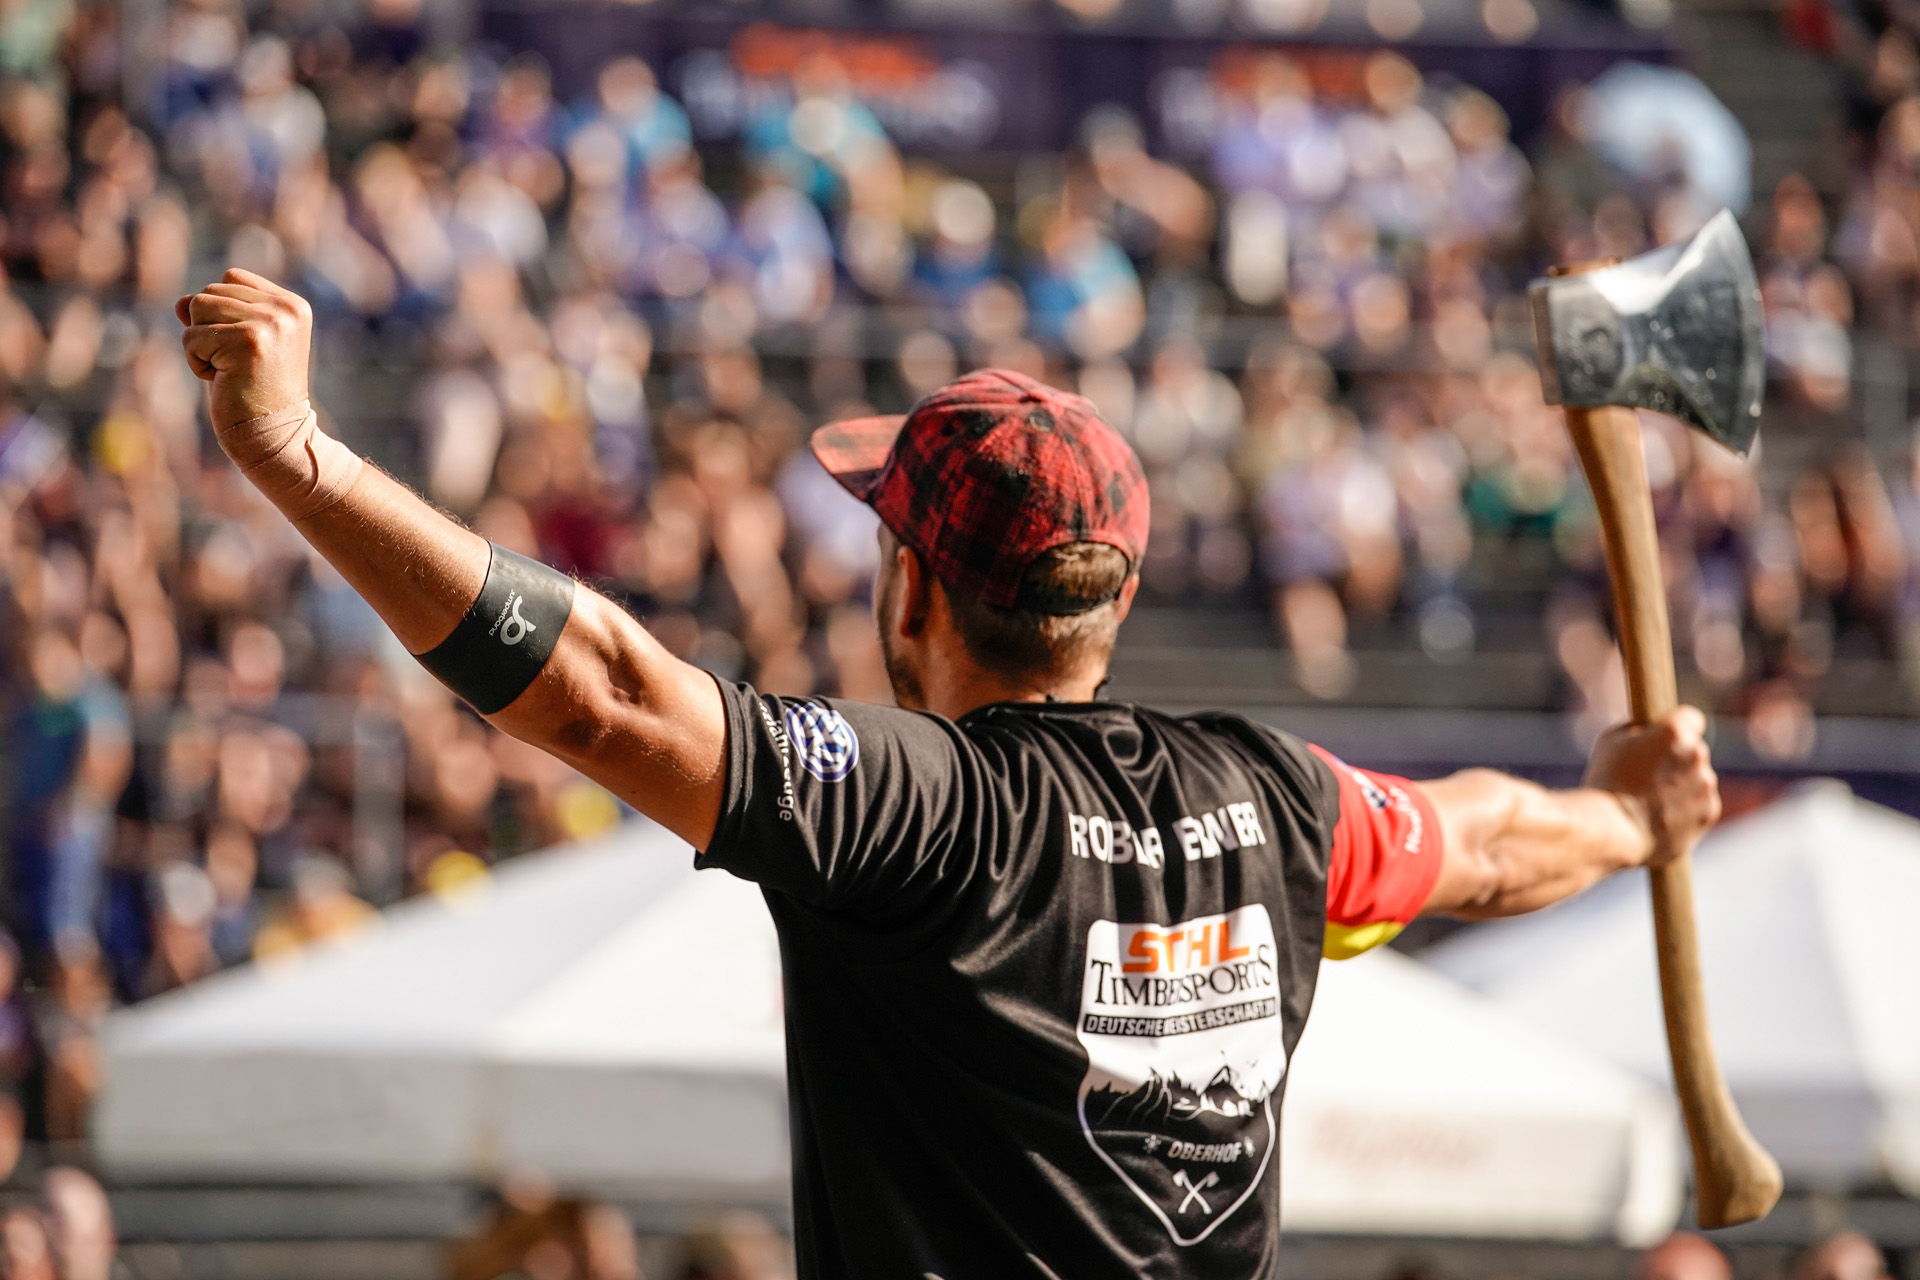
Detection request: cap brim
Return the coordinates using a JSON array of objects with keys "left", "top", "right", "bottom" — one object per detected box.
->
[{"left": 810, "top": 415, "right": 907, "bottom": 503}]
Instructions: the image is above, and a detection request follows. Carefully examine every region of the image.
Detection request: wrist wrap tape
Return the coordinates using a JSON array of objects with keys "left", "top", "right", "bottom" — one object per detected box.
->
[
  {"left": 417, "top": 544, "right": 576, "bottom": 715},
  {"left": 219, "top": 400, "right": 364, "bottom": 523}
]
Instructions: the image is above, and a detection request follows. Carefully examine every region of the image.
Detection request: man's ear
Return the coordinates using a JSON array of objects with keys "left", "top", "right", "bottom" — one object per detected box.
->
[
  {"left": 897, "top": 541, "right": 933, "bottom": 636},
  {"left": 1113, "top": 573, "right": 1142, "bottom": 623}
]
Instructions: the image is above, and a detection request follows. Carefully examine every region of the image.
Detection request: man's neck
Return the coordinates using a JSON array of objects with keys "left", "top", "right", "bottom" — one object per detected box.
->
[{"left": 917, "top": 659, "right": 1105, "bottom": 721}]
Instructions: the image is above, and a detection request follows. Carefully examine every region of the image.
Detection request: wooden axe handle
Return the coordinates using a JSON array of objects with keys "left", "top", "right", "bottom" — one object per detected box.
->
[{"left": 1563, "top": 405, "right": 1783, "bottom": 1229}]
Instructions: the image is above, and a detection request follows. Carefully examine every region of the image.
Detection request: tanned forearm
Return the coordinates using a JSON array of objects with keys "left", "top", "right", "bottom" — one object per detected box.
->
[
  {"left": 292, "top": 463, "right": 489, "bottom": 651},
  {"left": 1417, "top": 708, "right": 1721, "bottom": 920},
  {"left": 1420, "top": 770, "right": 1650, "bottom": 918}
]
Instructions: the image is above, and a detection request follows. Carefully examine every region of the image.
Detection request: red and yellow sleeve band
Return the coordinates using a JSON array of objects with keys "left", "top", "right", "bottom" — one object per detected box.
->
[{"left": 1309, "top": 746, "right": 1445, "bottom": 961}]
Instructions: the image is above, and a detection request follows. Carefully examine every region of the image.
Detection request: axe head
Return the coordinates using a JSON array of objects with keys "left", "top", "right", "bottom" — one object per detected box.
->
[{"left": 1529, "top": 209, "right": 1765, "bottom": 457}]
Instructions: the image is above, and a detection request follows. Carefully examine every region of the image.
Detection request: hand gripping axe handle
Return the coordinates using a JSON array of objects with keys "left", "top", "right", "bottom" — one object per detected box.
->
[{"left": 1530, "top": 210, "right": 1783, "bottom": 1228}]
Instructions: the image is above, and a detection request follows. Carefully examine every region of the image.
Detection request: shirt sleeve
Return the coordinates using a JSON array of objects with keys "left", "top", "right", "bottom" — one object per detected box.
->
[
  {"left": 1306, "top": 746, "right": 1445, "bottom": 960},
  {"left": 696, "top": 679, "right": 983, "bottom": 923}
]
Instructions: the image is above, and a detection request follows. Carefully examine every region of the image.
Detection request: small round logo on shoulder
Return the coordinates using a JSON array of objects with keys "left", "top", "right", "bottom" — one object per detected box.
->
[{"left": 783, "top": 702, "right": 859, "bottom": 783}]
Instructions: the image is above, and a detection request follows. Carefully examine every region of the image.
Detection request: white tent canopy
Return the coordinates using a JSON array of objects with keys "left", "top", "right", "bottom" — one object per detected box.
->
[
  {"left": 1427, "top": 781, "right": 1920, "bottom": 1194},
  {"left": 1283, "top": 949, "right": 1678, "bottom": 1243},
  {"left": 99, "top": 822, "right": 1679, "bottom": 1240},
  {"left": 98, "top": 825, "right": 791, "bottom": 1203}
]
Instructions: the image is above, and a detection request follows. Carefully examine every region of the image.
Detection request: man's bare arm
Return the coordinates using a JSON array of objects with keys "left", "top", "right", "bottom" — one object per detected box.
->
[
  {"left": 179, "top": 270, "right": 727, "bottom": 849},
  {"left": 1416, "top": 708, "right": 1721, "bottom": 919},
  {"left": 293, "top": 465, "right": 727, "bottom": 846}
]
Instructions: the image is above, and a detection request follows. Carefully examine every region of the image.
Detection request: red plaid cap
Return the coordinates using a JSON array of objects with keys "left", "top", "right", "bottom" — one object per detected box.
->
[{"left": 810, "top": 369, "right": 1149, "bottom": 613}]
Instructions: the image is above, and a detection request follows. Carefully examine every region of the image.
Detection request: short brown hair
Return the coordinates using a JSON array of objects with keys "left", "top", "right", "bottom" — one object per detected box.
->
[{"left": 943, "top": 542, "right": 1132, "bottom": 682}]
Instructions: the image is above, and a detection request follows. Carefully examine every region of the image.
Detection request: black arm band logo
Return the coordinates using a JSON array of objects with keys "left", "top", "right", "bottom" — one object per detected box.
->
[{"left": 416, "top": 543, "right": 576, "bottom": 715}]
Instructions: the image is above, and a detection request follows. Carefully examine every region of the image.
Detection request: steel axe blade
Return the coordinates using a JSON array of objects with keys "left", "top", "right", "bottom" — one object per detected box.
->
[{"left": 1528, "top": 209, "right": 1765, "bottom": 457}]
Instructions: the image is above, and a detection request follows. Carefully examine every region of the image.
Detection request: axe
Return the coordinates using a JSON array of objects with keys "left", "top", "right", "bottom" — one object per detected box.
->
[{"left": 1529, "top": 209, "right": 1783, "bottom": 1228}]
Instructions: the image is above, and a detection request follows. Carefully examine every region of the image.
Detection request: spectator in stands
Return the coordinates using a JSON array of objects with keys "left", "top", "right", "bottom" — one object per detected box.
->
[
  {"left": 1082, "top": 105, "right": 1214, "bottom": 272},
  {"left": 37, "top": 940, "right": 106, "bottom": 1145},
  {"left": 633, "top": 151, "right": 732, "bottom": 304},
  {"left": 1347, "top": 53, "right": 1457, "bottom": 241},
  {"left": 252, "top": 854, "right": 375, "bottom": 961},
  {"left": 0, "top": 1204, "right": 56, "bottom": 1280},
  {"left": 678, "top": 1212, "right": 794, "bottom": 1280},
  {"left": 1795, "top": 1232, "right": 1893, "bottom": 1280},
  {"left": 1213, "top": 54, "right": 1345, "bottom": 217},
  {"left": 572, "top": 56, "right": 692, "bottom": 188},
  {"left": 480, "top": 54, "right": 565, "bottom": 215},
  {"left": 730, "top": 171, "right": 836, "bottom": 329},
  {"left": 1444, "top": 88, "right": 1529, "bottom": 240},
  {"left": 6, "top": 626, "right": 130, "bottom": 960},
  {"left": 913, "top": 179, "right": 1000, "bottom": 317},
  {"left": 1637, "top": 1231, "right": 1733, "bottom": 1280},
  {"left": 1027, "top": 202, "right": 1144, "bottom": 358},
  {"left": 41, "top": 1167, "right": 113, "bottom": 1280},
  {"left": 745, "top": 55, "right": 887, "bottom": 216},
  {"left": 450, "top": 1180, "right": 646, "bottom": 1280}
]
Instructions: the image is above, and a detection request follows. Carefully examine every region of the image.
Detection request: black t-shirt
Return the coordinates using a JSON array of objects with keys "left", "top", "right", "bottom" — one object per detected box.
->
[{"left": 697, "top": 682, "right": 1346, "bottom": 1279}]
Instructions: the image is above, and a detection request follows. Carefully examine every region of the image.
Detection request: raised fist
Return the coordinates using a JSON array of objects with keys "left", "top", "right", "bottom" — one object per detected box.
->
[
  {"left": 176, "top": 270, "right": 361, "bottom": 522},
  {"left": 176, "top": 268, "right": 313, "bottom": 438}
]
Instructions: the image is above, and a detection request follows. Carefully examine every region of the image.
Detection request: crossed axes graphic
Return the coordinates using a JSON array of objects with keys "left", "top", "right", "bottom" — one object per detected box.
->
[{"left": 1172, "top": 1169, "right": 1219, "bottom": 1214}]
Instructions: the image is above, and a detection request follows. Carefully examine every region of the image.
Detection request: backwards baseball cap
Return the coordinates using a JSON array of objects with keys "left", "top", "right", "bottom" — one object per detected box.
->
[{"left": 810, "top": 369, "right": 1149, "bottom": 615}]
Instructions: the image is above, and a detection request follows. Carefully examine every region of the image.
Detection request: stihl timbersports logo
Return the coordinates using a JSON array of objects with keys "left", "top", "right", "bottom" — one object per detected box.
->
[{"left": 1076, "top": 906, "right": 1284, "bottom": 1249}]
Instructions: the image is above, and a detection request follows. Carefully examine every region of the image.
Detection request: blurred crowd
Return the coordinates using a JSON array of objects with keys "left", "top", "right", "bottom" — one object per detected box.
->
[
  {"left": 0, "top": 1183, "right": 1899, "bottom": 1280},
  {"left": 1368, "top": 1230, "right": 1901, "bottom": 1280},
  {"left": 1635, "top": 1229, "right": 1897, "bottom": 1280},
  {"left": 448, "top": 1187, "right": 795, "bottom": 1280},
  {"left": 0, "top": 0, "right": 1918, "bottom": 1224}
]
